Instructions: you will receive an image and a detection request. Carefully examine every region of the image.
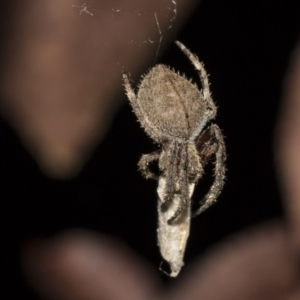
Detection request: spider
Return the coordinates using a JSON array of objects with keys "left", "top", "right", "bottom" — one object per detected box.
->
[{"left": 123, "top": 41, "right": 226, "bottom": 225}]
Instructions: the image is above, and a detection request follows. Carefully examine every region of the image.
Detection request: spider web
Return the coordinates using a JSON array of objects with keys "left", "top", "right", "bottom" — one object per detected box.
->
[{"left": 67, "top": 0, "right": 179, "bottom": 67}]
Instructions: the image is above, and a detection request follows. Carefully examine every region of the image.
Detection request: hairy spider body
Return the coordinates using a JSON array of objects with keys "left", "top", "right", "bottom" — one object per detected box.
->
[
  {"left": 136, "top": 64, "right": 212, "bottom": 143},
  {"left": 123, "top": 41, "right": 226, "bottom": 276}
]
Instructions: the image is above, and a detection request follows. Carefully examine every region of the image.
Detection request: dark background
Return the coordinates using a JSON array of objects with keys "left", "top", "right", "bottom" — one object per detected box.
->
[{"left": 1, "top": 0, "right": 300, "bottom": 299}]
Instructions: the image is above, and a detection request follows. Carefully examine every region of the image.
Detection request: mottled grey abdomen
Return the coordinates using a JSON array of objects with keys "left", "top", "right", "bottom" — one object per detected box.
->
[{"left": 137, "top": 65, "right": 207, "bottom": 140}]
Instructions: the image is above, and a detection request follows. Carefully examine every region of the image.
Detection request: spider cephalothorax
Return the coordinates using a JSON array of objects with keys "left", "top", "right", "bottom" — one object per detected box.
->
[{"left": 123, "top": 41, "right": 226, "bottom": 276}]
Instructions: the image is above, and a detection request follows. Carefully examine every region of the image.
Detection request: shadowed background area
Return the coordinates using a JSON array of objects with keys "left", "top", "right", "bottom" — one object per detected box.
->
[{"left": 0, "top": 0, "right": 300, "bottom": 299}]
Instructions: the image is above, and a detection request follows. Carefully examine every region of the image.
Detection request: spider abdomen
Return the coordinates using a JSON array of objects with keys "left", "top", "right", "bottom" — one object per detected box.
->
[{"left": 137, "top": 65, "right": 207, "bottom": 140}]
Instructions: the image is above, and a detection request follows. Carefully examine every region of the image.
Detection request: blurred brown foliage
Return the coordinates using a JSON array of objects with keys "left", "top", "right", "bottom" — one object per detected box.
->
[{"left": 0, "top": 0, "right": 196, "bottom": 178}]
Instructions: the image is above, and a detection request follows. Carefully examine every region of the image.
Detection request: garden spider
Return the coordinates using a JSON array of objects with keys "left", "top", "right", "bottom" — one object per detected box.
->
[
  {"left": 123, "top": 41, "right": 226, "bottom": 223},
  {"left": 123, "top": 41, "right": 226, "bottom": 276}
]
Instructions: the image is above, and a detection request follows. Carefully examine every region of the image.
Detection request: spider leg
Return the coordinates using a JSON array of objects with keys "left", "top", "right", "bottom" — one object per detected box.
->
[
  {"left": 175, "top": 41, "right": 216, "bottom": 116},
  {"left": 123, "top": 73, "right": 150, "bottom": 128},
  {"left": 193, "top": 124, "right": 226, "bottom": 217},
  {"left": 138, "top": 151, "right": 161, "bottom": 180},
  {"left": 160, "top": 141, "right": 178, "bottom": 210},
  {"left": 167, "top": 144, "right": 189, "bottom": 224}
]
